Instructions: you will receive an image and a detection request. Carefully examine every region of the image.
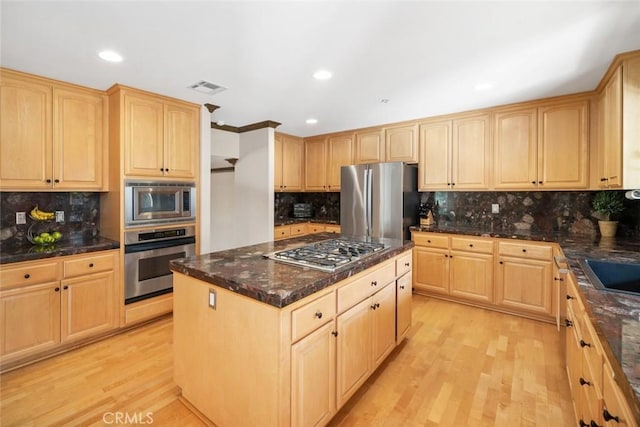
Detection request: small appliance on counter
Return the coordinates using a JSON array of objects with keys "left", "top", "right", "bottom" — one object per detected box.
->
[{"left": 293, "top": 203, "right": 313, "bottom": 218}]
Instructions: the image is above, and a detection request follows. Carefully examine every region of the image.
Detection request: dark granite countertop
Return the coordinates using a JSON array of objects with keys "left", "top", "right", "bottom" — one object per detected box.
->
[
  {"left": 274, "top": 218, "right": 339, "bottom": 226},
  {"left": 0, "top": 237, "right": 120, "bottom": 265},
  {"left": 412, "top": 224, "right": 640, "bottom": 419},
  {"left": 170, "top": 232, "right": 412, "bottom": 309}
]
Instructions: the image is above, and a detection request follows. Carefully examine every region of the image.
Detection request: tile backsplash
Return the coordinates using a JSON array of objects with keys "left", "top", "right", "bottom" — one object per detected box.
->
[
  {"left": 420, "top": 190, "right": 639, "bottom": 237},
  {"left": 275, "top": 192, "right": 340, "bottom": 222},
  {"left": 0, "top": 192, "right": 101, "bottom": 245},
  {"left": 275, "top": 190, "right": 639, "bottom": 237}
]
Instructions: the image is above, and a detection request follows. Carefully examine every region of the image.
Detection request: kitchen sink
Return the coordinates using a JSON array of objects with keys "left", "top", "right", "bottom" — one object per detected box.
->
[{"left": 579, "top": 259, "right": 640, "bottom": 296}]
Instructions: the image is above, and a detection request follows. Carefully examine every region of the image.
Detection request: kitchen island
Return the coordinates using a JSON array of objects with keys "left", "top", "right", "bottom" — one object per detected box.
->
[{"left": 169, "top": 233, "right": 413, "bottom": 427}]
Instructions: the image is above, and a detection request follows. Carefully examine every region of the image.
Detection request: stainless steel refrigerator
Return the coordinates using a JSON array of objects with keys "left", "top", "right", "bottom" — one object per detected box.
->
[{"left": 340, "top": 162, "right": 419, "bottom": 240}]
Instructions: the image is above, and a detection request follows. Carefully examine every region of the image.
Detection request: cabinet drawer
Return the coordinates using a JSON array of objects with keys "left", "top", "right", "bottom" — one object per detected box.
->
[
  {"left": 451, "top": 237, "right": 493, "bottom": 254},
  {"left": 603, "top": 361, "right": 636, "bottom": 427},
  {"left": 0, "top": 261, "right": 60, "bottom": 289},
  {"left": 396, "top": 251, "right": 412, "bottom": 277},
  {"left": 307, "top": 224, "right": 325, "bottom": 234},
  {"left": 581, "top": 315, "right": 604, "bottom": 389},
  {"left": 325, "top": 225, "right": 341, "bottom": 234},
  {"left": 498, "top": 241, "right": 552, "bottom": 260},
  {"left": 291, "top": 292, "right": 336, "bottom": 343},
  {"left": 290, "top": 224, "right": 307, "bottom": 236},
  {"left": 274, "top": 226, "right": 291, "bottom": 240},
  {"left": 64, "top": 253, "right": 115, "bottom": 278},
  {"left": 412, "top": 232, "right": 448, "bottom": 249},
  {"left": 338, "top": 260, "right": 395, "bottom": 313}
]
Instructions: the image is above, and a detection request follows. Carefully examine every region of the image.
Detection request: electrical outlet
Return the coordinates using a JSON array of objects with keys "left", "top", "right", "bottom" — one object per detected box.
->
[
  {"left": 16, "top": 212, "right": 26, "bottom": 224},
  {"left": 491, "top": 204, "right": 500, "bottom": 214},
  {"left": 55, "top": 211, "right": 64, "bottom": 222}
]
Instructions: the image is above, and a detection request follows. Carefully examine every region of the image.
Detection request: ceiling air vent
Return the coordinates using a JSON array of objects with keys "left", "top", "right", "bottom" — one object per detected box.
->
[{"left": 188, "top": 80, "right": 226, "bottom": 95}]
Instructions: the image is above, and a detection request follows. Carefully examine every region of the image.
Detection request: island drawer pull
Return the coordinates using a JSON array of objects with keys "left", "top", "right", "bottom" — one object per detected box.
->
[{"left": 314, "top": 312, "right": 323, "bottom": 319}]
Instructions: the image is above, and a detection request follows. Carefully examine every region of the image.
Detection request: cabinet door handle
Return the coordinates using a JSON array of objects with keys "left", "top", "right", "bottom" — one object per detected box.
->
[
  {"left": 46, "top": 179, "right": 52, "bottom": 183},
  {"left": 404, "top": 262, "right": 410, "bottom": 267},
  {"left": 24, "top": 273, "right": 30, "bottom": 279},
  {"left": 63, "top": 285, "right": 69, "bottom": 290},
  {"left": 590, "top": 421, "right": 602, "bottom": 427},
  {"left": 580, "top": 339, "right": 591, "bottom": 348},
  {"left": 399, "top": 285, "right": 405, "bottom": 290},
  {"left": 314, "top": 312, "right": 323, "bottom": 319},
  {"left": 566, "top": 294, "right": 575, "bottom": 300},
  {"left": 427, "top": 240, "right": 431, "bottom": 243},
  {"left": 600, "top": 177, "right": 608, "bottom": 182},
  {"left": 54, "top": 287, "right": 60, "bottom": 292},
  {"left": 331, "top": 331, "right": 338, "bottom": 337},
  {"left": 371, "top": 280, "right": 377, "bottom": 286},
  {"left": 469, "top": 244, "right": 473, "bottom": 248},
  {"left": 538, "top": 181, "right": 543, "bottom": 184},
  {"left": 531, "top": 181, "right": 536, "bottom": 185},
  {"left": 499, "top": 261, "right": 504, "bottom": 264},
  {"left": 603, "top": 409, "right": 620, "bottom": 423},
  {"left": 54, "top": 179, "right": 60, "bottom": 183},
  {"left": 554, "top": 277, "right": 563, "bottom": 281},
  {"left": 565, "top": 319, "right": 574, "bottom": 327},
  {"left": 522, "top": 249, "right": 527, "bottom": 253},
  {"left": 451, "top": 183, "right": 455, "bottom": 186},
  {"left": 371, "top": 304, "right": 377, "bottom": 310},
  {"left": 89, "top": 263, "right": 94, "bottom": 268},
  {"left": 579, "top": 377, "right": 591, "bottom": 386}
]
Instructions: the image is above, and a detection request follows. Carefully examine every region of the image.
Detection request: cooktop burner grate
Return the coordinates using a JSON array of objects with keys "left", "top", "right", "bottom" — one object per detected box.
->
[{"left": 267, "top": 239, "right": 386, "bottom": 272}]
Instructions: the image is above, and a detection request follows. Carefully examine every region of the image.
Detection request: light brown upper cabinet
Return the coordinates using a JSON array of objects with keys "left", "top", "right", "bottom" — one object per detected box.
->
[
  {"left": 0, "top": 69, "right": 108, "bottom": 191},
  {"left": 599, "top": 67, "right": 622, "bottom": 188},
  {"left": 384, "top": 124, "right": 418, "bottom": 163},
  {"left": 304, "top": 134, "right": 353, "bottom": 192},
  {"left": 304, "top": 136, "right": 327, "bottom": 191},
  {"left": 493, "top": 99, "right": 589, "bottom": 190},
  {"left": 274, "top": 132, "right": 303, "bottom": 191},
  {"left": 116, "top": 87, "right": 199, "bottom": 180},
  {"left": 354, "top": 129, "right": 384, "bottom": 164},
  {"left": 419, "top": 114, "right": 491, "bottom": 190},
  {"left": 326, "top": 134, "right": 353, "bottom": 191},
  {"left": 595, "top": 55, "right": 640, "bottom": 189}
]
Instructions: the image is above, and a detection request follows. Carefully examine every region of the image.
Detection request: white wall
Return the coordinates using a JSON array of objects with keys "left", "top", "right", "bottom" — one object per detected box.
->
[
  {"left": 208, "top": 127, "right": 274, "bottom": 252},
  {"left": 199, "top": 107, "right": 212, "bottom": 254}
]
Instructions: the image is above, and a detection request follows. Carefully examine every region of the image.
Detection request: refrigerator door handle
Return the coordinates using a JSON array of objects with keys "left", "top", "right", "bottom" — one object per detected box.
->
[{"left": 364, "top": 167, "right": 372, "bottom": 237}]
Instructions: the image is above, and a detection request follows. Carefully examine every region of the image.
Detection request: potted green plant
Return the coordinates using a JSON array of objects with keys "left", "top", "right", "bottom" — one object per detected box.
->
[{"left": 592, "top": 191, "right": 625, "bottom": 237}]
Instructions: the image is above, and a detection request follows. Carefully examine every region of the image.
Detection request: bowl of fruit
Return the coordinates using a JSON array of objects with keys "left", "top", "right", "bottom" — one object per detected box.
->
[{"left": 28, "top": 229, "right": 63, "bottom": 246}]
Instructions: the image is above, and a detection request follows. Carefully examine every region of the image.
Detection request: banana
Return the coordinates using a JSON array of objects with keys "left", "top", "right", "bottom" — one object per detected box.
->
[{"left": 30, "top": 205, "right": 55, "bottom": 220}]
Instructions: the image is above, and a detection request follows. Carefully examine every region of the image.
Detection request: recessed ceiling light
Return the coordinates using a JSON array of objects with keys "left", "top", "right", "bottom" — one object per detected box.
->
[
  {"left": 98, "top": 50, "right": 123, "bottom": 63},
  {"left": 306, "top": 118, "right": 318, "bottom": 124},
  {"left": 313, "top": 70, "right": 332, "bottom": 80},
  {"left": 474, "top": 82, "right": 494, "bottom": 91}
]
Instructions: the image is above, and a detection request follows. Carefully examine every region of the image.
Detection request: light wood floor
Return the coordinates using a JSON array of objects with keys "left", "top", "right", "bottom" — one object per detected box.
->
[{"left": 0, "top": 295, "right": 575, "bottom": 426}]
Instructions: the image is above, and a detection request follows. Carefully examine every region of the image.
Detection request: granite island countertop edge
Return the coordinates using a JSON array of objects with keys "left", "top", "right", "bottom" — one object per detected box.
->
[{"left": 170, "top": 234, "right": 414, "bottom": 309}]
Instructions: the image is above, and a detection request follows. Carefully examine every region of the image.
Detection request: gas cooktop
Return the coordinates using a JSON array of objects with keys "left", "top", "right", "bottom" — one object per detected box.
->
[{"left": 266, "top": 239, "right": 386, "bottom": 272}]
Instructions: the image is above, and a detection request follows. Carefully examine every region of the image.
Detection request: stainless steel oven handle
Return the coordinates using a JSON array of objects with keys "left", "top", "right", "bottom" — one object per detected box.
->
[{"left": 124, "top": 236, "right": 196, "bottom": 254}]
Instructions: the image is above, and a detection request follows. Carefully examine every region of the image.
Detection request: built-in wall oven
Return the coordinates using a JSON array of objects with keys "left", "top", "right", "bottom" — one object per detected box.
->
[{"left": 124, "top": 225, "right": 196, "bottom": 304}]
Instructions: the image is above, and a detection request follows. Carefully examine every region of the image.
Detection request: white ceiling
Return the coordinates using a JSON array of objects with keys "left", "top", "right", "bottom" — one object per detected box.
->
[{"left": 2, "top": 1, "right": 640, "bottom": 137}]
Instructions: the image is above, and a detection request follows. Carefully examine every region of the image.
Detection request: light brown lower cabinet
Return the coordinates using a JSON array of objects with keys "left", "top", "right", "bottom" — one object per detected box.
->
[
  {"left": 565, "top": 274, "right": 638, "bottom": 427},
  {"left": 412, "top": 231, "right": 557, "bottom": 322},
  {"left": 291, "top": 321, "right": 336, "bottom": 427},
  {"left": 0, "top": 250, "right": 120, "bottom": 370},
  {"left": 274, "top": 223, "right": 341, "bottom": 241},
  {"left": 173, "top": 250, "right": 411, "bottom": 427},
  {"left": 412, "top": 233, "right": 494, "bottom": 304}
]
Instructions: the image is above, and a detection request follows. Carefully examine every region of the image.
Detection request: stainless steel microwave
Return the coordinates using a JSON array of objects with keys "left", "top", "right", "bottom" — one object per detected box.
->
[{"left": 124, "top": 181, "right": 196, "bottom": 227}]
